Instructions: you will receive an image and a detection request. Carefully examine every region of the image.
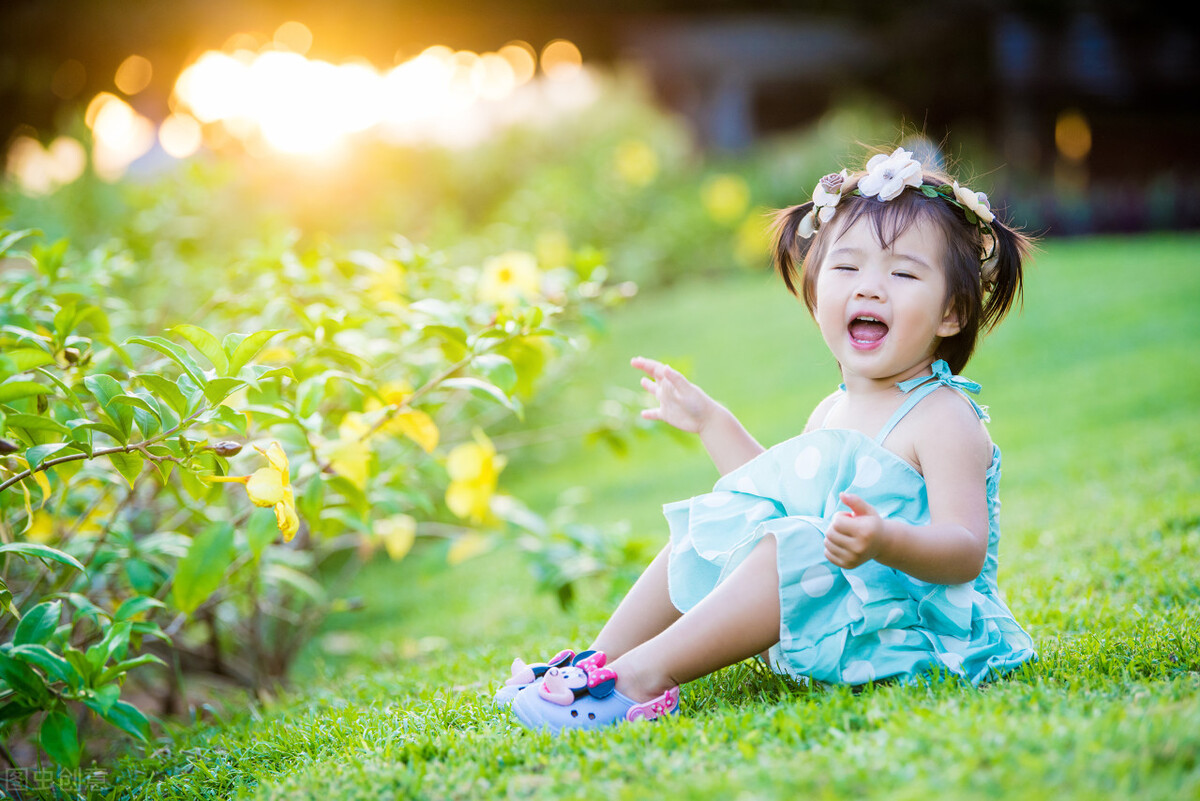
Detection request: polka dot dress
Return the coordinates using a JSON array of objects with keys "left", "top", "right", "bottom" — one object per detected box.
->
[{"left": 664, "top": 361, "right": 1036, "bottom": 687}]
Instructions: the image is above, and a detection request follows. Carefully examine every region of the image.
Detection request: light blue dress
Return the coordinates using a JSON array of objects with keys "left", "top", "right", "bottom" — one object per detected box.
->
[{"left": 664, "top": 360, "right": 1036, "bottom": 686}]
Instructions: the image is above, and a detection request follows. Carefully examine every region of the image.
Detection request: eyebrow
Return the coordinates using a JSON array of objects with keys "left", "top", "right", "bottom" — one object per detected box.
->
[{"left": 827, "top": 246, "right": 932, "bottom": 270}]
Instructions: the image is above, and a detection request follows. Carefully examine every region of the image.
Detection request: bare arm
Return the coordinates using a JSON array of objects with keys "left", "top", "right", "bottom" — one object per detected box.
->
[
  {"left": 824, "top": 392, "right": 991, "bottom": 585},
  {"left": 631, "top": 356, "right": 764, "bottom": 476}
]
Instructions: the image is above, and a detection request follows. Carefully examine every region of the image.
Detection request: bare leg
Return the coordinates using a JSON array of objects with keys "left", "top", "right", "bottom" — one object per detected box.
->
[
  {"left": 608, "top": 535, "right": 780, "bottom": 702},
  {"left": 588, "top": 544, "right": 682, "bottom": 660}
]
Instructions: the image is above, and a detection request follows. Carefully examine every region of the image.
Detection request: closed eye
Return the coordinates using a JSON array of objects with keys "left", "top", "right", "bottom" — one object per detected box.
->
[
  {"left": 892, "top": 271, "right": 917, "bottom": 279},
  {"left": 832, "top": 264, "right": 858, "bottom": 272}
]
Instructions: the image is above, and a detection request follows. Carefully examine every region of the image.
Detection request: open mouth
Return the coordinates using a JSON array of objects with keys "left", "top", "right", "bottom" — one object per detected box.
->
[{"left": 848, "top": 315, "right": 889, "bottom": 349}]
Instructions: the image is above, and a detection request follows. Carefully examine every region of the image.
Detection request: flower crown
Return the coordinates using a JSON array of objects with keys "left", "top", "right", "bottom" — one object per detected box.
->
[{"left": 797, "top": 147, "right": 999, "bottom": 281}]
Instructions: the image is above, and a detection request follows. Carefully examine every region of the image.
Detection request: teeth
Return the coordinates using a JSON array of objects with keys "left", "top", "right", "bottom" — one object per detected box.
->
[{"left": 854, "top": 316, "right": 881, "bottom": 323}]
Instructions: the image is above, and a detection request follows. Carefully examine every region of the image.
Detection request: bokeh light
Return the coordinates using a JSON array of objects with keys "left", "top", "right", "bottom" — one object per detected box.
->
[
  {"left": 168, "top": 34, "right": 588, "bottom": 156},
  {"left": 540, "top": 40, "right": 582, "bottom": 79},
  {"left": 87, "top": 93, "right": 156, "bottom": 179},
  {"left": 499, "top": 42, "right": 537, "bottom": 85},
  {"left": 159, "top": 112, "right": 203, "bottom": 158},
  {"left": 5, "top": 29, "right": 594, "bottom": 187},
  {"left": 1055, "top": 109, "right": 1092, "bottom": 162},
  {"left": 114, "top": 55, "right": 154, "bottom": 96},
  {"left": 5, "top": 135, "right": 87, "bottom": 194},
  {"left": 274, "top": 21, "right": 313, "bottom": 55}
]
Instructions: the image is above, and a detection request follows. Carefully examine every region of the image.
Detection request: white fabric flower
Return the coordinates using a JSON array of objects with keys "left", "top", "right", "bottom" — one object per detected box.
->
[
  {"left": 797, "top": 210, "right": 817, "bottom": 239},
  {"left": 811, "top": 169, "right": 847, "bottom": 207},
  {"left": 858, "top": 147, "right": 923, "bottom": 201},
  {"left": 952, "top": 181, "right": 995, "bottom": 223}
]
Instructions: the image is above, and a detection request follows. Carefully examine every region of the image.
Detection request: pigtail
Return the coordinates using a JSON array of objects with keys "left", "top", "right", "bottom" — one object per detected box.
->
[
  {"left": 980, "top": 217, "right": 1033, "bottom": 333},
  {"left": 770, "top": 203, "right": 815, "bottom": 298}
]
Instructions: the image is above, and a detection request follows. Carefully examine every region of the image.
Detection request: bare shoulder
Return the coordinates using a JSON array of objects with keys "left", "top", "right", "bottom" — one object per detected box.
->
[
  {"left": 908, "top": 386, "right": 993, "bottom": 468},
  {"left": 803, "top": 389, "right": 844, "bottom": 434}
]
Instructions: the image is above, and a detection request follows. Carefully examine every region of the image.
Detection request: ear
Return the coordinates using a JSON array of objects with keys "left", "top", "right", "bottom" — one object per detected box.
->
[{"left": 937, "top": 304, "right": 961, "bottom": 338}]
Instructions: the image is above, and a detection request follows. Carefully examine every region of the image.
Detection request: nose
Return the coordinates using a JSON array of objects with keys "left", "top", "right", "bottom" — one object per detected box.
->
[{"left": 853, "top": 273, "right": 885, "bottom": 301}]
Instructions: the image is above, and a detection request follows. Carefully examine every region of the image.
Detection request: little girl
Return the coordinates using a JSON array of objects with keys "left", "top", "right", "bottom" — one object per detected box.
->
[{"left": 498, "top": 146, "right": 1037, "bottom": 733}]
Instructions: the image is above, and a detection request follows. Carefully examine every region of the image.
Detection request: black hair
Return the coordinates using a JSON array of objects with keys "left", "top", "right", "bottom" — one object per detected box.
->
[{"left": 772, "top": 165, "right": 1033, "bottom": 373}]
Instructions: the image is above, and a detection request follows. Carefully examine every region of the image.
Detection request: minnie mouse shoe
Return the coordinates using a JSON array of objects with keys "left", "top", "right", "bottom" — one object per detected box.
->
[
  {"left": 493, "top": 648, "right": 598, "bottom": 707},
  {"left": 510, "top": 651, "right": 680, "bottom": 734}
]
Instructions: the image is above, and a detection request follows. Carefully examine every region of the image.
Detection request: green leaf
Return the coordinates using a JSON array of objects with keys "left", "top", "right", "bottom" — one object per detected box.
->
[
  {"left": 474, "top": 354, "right": 518, "bottom": 394},
  {"left": 31, "top": 238, "right": 67, "bottom": 281},
  {"left": 5, "top": 348, "right": 55, "bottom": 373},
  {"left": 0, "top": 651, "right": 49, "bottom": 701},
  {"left": 920, "top": 185, "right": 939, "bottom": 198},
  {"left": 0, "top": 699, "right": 40, "bottom": 726},
  {"left": 203, "top": 377, "right": 246, "bottom": 405},
  {"left": 171, "top": 522, "right": 235, "bottom": 615},
  {"left": 171, "top": 324, "right": 228, "bottom": 375},
  {"left": 14, "top": 600, "right": 60, "bottom": 646},
  {"left": 25, "top": 442, "right": 71, "bottom": 468},
  {"left": 135, "top": 373, "right": 190, "bottom": 417},
  {"left": 215, "top": 404, "right": 248, "bottom": 436},
  {"left": 114, "top": 596, "right": 165, "bottom": 622},
  {"left": 112, "top": 392, "right": 163, "bottom": 438},
  {"left": 109, "top": 451, "right": 145, "bottom": 487},
  {"left": 245, "top": 505, "right": 279, "bottom": 559},
  {"left": 85, "top": 620, "right": 132, "bottom": 674},
  {"left": 226, "top": 329, "right": 285, "bottom": 376},
  {"left": 4, "top": 413, "right": 68, "bottom": 435},
  {"left": 0, "top": 380, "right": 54, "bottom": 405},
  {"left": 0, "top": 228, "right": 40, "bottom": 257},
  {"left": 96, "top": 653, "right": 167, "bottom": 686},
  {"left": 0, "top": 542, "right": 86, "bottom": 573},
  {"left": 125, "top": 336, "right": 207, "bottom": 386},
  {"left": 53, "top": 302, "right": 97, "bottom": 344},
  {"left": 33, "top": 367, "right": 85, "bottom": 413},
  {"left": 84, "top": 374, "right": 133, "bottom": 441},
  {"left": 441, "top": 376, "right": 523, "bottom": 417},
  {"left": 40, "top": 710, "right": 81, "bottom": 768},
  {"left": 0, "top": 577, "right": 16, "bottom": 618},
  {"left": 99, "top": 699, "right": 151, "bottom": 742},
  {"left": 9, "top": 644, "right": 80, "bottom": 688}
]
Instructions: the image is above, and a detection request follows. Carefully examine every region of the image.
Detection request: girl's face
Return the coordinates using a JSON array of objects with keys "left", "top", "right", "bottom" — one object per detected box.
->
[{"left": 812, "top": 214, "right": 961, "bottom": 387}]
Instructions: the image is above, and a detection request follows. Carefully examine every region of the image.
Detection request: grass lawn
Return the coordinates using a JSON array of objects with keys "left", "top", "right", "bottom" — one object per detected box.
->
[{"left": 105, "top": 233, "right": 1200, "bottom": 800}]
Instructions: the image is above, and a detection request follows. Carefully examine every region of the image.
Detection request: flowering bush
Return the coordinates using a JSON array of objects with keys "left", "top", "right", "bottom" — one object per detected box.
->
[{"left": 0, "top": 221, "right": 629, "bottom": 767}]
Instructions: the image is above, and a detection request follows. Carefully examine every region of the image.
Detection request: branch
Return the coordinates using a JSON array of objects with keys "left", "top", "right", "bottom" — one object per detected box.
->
[{"left": 0, "top": 406, "right": 208, "bottom": 494}]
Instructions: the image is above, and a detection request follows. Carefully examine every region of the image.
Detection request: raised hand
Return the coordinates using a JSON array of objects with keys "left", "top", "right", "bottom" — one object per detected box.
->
[
  {"left": 631, "top": 356, "right": 717, "bottom": 434},
  {"left": 825, "top": 492, "right": 891, "bottom": 569}
]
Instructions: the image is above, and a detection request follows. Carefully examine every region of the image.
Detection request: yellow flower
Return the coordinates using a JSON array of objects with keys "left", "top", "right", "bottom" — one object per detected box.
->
[
  {"left": 365, "top": 382, "right": 440, "bottom": 453},
  {"left": 614, "top": 139, "right": 659, "bottom": 187},
  {"left": 701, "top": 173, "right": 750, "bottom": 225},
  {"left": 444, "top": 429, "right": 506, "bottom": 524},
  {"left": 478, "top": 251, "right": 540, "bottom": 308},
  {"left": 323, "top": 413, "right": 373, "bottom": 490},
  {"left": 374, "top": 514, "right": 417, "bottom": 561},
  {"left": 206, "top": 442, "right": 301, "bottom": 542}
]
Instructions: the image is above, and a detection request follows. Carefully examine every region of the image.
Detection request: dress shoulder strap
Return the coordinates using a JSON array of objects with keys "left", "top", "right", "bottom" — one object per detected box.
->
[{"left": 874, "top": 359, "right": 990, "bottom": 445}]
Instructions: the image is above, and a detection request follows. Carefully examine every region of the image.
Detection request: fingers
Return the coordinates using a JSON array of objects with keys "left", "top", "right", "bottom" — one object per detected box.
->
[
  {"left": 630, "top": 356, "right": 666, "bottom": 377},
  {"left": 839, "top": 492, "right": 876, "bottom": 518},
  {"left": 632, "top": 356, "right": 688, "bottom": 385}
]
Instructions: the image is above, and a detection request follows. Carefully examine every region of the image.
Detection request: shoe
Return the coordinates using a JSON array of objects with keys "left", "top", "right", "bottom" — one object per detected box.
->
[
  {"left": 510, "top": 651, "right": 680, "bottom": 734},
  {"left": 493, "top": 648, "right": 596, "bottom": 707}
]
